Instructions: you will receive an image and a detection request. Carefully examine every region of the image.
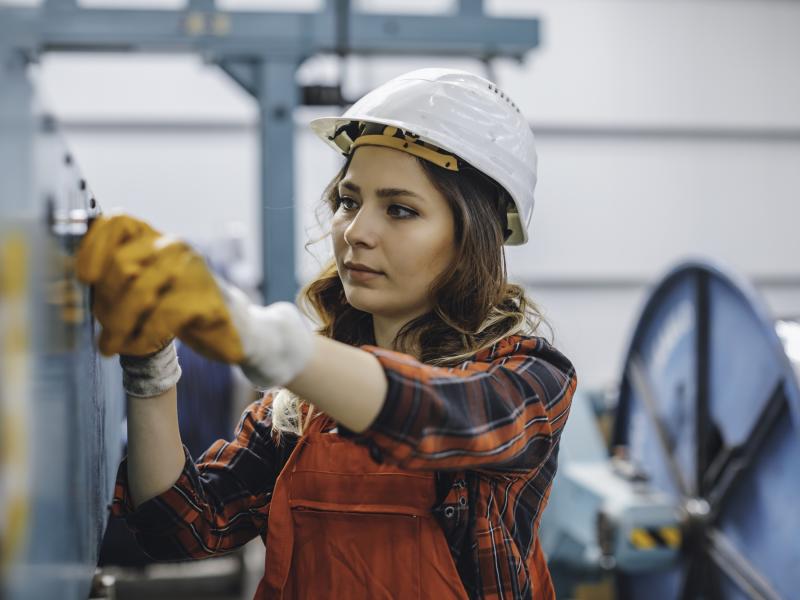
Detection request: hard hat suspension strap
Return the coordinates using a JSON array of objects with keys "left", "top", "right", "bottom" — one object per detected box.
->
[
  {"left": 332, "top": 121, "right": 461, "bottom": 172},
  {"left": 351, "top": 124, "right": 460, "bottom": 172}
]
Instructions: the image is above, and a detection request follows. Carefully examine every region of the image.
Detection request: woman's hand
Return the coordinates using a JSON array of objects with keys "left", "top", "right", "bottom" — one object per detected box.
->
[
  {"left": 76, "top": 214, "right": 246, "bottom": 362},
  {"left": 75, "top": 214, "right": 313, "bottom": 389}
]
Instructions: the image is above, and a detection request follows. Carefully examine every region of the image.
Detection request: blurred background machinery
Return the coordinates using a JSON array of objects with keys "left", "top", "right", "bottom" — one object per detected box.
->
[{"left": 541, "top": 261, "right": 800, "bottom": 600}]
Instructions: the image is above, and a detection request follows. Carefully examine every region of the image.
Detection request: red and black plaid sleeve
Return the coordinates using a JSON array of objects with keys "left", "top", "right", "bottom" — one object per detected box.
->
[
  {"left": 110, "top": 395, "right": 290, "bottom": 561},
  {"left": 348, "top": 335, "right": 577, "bottom": 473}
]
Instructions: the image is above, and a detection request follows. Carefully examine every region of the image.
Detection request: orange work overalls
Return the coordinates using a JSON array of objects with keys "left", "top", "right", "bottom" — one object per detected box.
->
[{"left": 256, "top": 416, "right": 470, "bottom": 599}]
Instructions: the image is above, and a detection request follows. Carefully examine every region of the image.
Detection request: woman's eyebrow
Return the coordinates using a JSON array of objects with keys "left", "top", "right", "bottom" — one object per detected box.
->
[{"left": 339, "top": 180, "right": 424, "bottom": 200}]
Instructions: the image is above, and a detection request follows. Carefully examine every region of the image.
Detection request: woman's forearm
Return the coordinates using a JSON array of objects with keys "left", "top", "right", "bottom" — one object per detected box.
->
[
  {"left": 286, "top": 336, "right": 387, "bottom": 433},
  {"left": 125, "top": 385, "right": 186, "bottom": 509}
]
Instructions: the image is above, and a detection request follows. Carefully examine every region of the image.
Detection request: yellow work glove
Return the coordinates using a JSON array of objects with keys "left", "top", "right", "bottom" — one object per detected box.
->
[{"left": 75, "top": 214, "right": 245, "bottom": 362}]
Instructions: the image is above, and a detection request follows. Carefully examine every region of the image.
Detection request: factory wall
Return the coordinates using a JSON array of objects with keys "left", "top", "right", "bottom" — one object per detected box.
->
[{"left": 32, "top": 0, "right": 800, "bottom": 391}]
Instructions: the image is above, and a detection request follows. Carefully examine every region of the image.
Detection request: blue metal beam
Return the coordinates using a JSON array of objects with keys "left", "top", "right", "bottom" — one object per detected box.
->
[
  {"left": 258, "top": 58, "right": 301, "bottom": 304},
  {"left": 219, "top": 59, "right": 258, "bottom": 98},
  {"left": 0, "top": 5, "right": 538, "bottom": 60}
]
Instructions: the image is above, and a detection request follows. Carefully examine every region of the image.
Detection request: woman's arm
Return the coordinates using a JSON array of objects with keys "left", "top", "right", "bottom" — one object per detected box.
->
[
  {"left": 286, "top": 336, "right": 387, "bottom": 433},
  {"left": 292, "top": 336, "right": 577, "bottom": 473},
  {"left": 113, "top": 396, "right": 289, "bottom": 561},
  {"left": 125, "top": 385, "right": 185, "bottom": 508}
]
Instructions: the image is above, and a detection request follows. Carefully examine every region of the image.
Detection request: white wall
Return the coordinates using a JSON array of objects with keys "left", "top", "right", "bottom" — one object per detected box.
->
[{"left": 33, "top": 0, "right": 800, "bottom": 390}]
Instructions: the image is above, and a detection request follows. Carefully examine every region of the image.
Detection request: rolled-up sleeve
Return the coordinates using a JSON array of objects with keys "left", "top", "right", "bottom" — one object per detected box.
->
[
  {"left": 342, "top": 336, "right": 577, "bottom": 473},
  {"left": 110, "top": 395, "right": 292, "bottom": 561}
]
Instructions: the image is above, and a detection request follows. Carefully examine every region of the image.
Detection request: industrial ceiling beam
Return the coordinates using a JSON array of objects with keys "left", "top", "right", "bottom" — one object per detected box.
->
[{"left": 0, "top": 3, "right": 538, "bottom": 60}]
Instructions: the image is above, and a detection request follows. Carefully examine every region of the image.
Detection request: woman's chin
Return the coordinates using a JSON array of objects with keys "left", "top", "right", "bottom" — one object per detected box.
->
[{"left": 343, "top": 289, "right": 381, "bottom": 314}]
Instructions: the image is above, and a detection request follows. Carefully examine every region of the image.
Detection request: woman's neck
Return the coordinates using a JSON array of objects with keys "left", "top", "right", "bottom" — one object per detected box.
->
[
  {"left": 372, "top": 313, "right": 422, "bottom": 358},
  {"left": 372, "top": 315, "right": 403, "bottom": 350}
]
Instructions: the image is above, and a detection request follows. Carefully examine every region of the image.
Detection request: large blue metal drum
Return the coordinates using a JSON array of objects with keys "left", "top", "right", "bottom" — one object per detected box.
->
[{"left": 613, "top": 261, "right": 800, "bottom": 600}]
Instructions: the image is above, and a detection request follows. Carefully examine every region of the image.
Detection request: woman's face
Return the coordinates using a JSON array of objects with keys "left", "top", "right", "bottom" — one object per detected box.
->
[{"left": 332, "top": 146, "right": 456, "bottom": 324}]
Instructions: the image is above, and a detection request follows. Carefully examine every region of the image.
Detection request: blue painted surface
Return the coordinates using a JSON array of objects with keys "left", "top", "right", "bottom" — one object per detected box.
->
[
  {"left": 1, "top": 232, "right": 125, "bottom": 600},
  {"left": 1, "top": 58, "right": 125, "bottom": 598}
]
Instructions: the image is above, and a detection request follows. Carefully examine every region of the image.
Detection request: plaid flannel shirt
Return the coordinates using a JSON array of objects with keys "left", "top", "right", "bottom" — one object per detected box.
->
[{"left": 112, "top": 335, "right": 577, "bottom": 599}]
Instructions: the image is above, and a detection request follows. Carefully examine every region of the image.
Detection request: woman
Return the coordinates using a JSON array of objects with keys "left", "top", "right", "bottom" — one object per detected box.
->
[{"left": 76, "top": 68, "right": 577, "bottom": 599}]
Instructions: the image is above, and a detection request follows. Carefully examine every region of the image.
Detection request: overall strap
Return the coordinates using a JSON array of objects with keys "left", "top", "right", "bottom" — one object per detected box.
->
[{"left": 432, "top": 471, "right": 479, "bottom": 599}]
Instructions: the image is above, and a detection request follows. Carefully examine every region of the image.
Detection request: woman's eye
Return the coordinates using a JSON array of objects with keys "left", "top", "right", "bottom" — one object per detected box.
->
[
  {"left": 337, "top": 196, "right": 358, "bottom": 211},
  {"left": 387, "top": 204, "right": 418, "bottom": 219}
]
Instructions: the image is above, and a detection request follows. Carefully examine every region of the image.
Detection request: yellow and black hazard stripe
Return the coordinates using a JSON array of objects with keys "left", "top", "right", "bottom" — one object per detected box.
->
[{"left": 629, "top": 526, "right": 682, "bottom": 550}]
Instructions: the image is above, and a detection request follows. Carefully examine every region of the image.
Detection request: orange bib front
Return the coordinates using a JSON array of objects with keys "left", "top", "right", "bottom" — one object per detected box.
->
[{"left": 256, "top": 417, "right": 469, "bottom": 599}]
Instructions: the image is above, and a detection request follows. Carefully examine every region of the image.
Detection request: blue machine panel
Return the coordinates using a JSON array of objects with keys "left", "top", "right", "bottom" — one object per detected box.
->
[{"left": 1, "top": 57, "right": 125, "bottom": 600}]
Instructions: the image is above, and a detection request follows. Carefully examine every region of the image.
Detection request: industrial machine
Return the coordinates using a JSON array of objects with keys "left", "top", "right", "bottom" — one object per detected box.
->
[
  {"left": 0, "top": 81, "right": 125, "bottom": 598},
  {"left": 541, "top": 261, "right": 800, "bottom": 600}
]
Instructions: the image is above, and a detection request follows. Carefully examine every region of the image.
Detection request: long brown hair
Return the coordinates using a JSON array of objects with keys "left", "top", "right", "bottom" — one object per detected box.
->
[{"left": 300, "top": 155, "right": 550, "bottom": 365}]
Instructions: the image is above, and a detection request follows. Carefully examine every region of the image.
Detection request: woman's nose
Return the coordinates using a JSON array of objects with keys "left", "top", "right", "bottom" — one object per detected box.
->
[{"left": 343, "top": 207, "right": 379, "bottom": 248}]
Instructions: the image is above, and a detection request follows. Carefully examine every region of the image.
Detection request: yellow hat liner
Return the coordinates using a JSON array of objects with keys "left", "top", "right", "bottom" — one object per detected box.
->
[{"left": 350, "top": 125, "right": 460, "bottom": 172}]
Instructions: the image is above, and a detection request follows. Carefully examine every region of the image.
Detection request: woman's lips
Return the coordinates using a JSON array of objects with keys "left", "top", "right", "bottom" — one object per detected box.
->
[
  {"left": 345, "top": 265, "right": 383, "bottom": 281},
  {"left": 346, "top": 266, "right": 384, "bottom": 282}
]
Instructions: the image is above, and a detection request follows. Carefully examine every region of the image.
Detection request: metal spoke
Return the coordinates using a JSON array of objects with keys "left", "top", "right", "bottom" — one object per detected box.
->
[
  {"left": 679, "top": 548, "right": 724, "bottom": 600},
  {"left": 627, "top": 355, "right": 691, "bottom": 497},
  {"left": 679, "top": 556, "right": 699, "bottom": 600},
  {"left": 707, "top": 528, "right": 783, "bottom": 600},
  {"left": 695, "top": 268, "right": 713, "bottom": 501},
  {"left": 705, "top": 381, "right": 788, "bottom": 517}
]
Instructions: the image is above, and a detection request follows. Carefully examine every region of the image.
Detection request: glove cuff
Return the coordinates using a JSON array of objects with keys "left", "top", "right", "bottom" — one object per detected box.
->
[
  {"left": 238, "top": 301, "right": 315, "bottom": 391},
  {"left": 120, "top": 341, "right": 182, "bottom": 398},
  {"left": 215, "top": 277, "right": 314, "bottom": 390}
]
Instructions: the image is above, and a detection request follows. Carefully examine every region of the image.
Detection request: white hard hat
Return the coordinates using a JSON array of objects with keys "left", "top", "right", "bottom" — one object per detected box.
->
[{"left": 309, "top": 68, "right": 537, "bottom": 245}]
